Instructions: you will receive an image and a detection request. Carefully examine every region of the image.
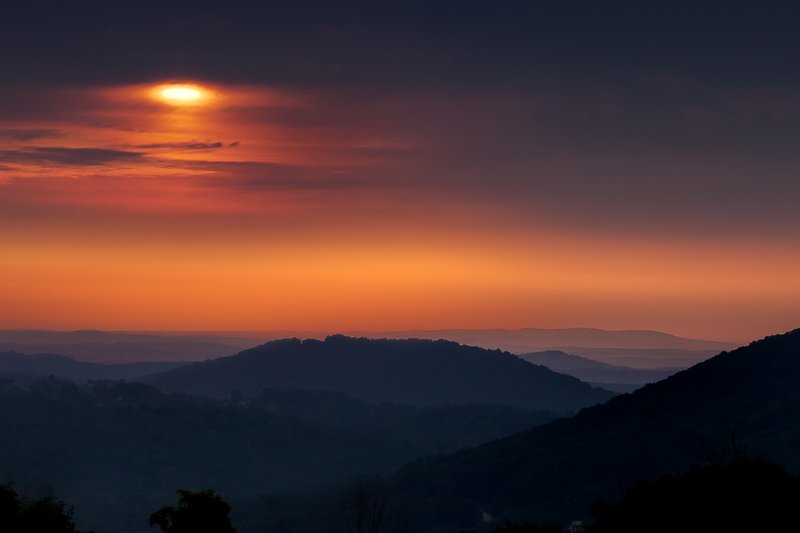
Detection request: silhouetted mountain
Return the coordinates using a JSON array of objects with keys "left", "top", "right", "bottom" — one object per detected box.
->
[
  {"left": 0, "top": 351, "right": 186, "bottom": 381},
  {"left": 387, "top": 329, "right": 800, "bottom": 531},
  {"left": 146, "top": 336, "right": 615, "bottom": 412},
  {"left": 0, "top": 377, "right": 555, "bottom": 533},
  {"left": 558, "top": 347, "right": 720, "bottom": 370},
  {"left": 519, "top": 351, "right": 680, "bottom": 392}
]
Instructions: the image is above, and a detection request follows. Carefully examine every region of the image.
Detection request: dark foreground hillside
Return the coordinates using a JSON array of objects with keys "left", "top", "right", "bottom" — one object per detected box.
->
[
  {"left": 146, "top": 336, "right": 614, "bottom": 412},
  {"left": 387, "top": 329, "right": 800, "bottom": 531},
  {"left": 587, "top": 457, "right": 800, "bottom": 533}
]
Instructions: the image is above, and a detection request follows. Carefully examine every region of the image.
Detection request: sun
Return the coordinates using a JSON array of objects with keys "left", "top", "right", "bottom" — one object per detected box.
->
[{"left": 153, "top": 83, "right": 213, "bottom": 106}]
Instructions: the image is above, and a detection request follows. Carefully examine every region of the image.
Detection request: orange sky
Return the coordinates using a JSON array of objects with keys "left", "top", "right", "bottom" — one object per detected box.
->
[{"left": 1, "top": 82, "right": 798, "bottom": 342}]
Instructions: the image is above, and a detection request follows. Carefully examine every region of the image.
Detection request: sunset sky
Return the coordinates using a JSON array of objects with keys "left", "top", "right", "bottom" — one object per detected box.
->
[{"left": 1, "top": 2, "right": 799, "bottom": 342}]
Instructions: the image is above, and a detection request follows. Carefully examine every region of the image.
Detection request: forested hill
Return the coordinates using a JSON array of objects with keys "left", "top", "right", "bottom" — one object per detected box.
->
[
  {"left": 392, "top": 329, "right": 800, "bottom": 531},
  {"left": 146, "top": 335, "right": 615, "bottom": 412}
]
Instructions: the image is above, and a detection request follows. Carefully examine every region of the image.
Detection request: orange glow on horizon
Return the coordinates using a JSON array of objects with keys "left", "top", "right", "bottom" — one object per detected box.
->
[{"left": 0, "top": 82, "right": 798, "bottom": 343}]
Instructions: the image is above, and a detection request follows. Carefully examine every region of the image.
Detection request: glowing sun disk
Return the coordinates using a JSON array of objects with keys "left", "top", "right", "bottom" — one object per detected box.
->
[{"left": 154, "top": 84, "right": 212, "bottom": 105}]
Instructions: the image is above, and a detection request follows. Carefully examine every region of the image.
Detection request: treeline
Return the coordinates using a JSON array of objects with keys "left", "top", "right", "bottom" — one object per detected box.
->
[
  {"left": 0, "top": 486, "right": 235, "bottom": 533},
  {"left": 0, "top": 483, "right": 84, "bottom": 533}
]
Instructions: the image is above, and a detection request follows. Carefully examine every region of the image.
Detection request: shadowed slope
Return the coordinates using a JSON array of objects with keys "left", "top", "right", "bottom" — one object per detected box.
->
[{"left": 392, "top": 329, "right": 800, "bottom": 530}]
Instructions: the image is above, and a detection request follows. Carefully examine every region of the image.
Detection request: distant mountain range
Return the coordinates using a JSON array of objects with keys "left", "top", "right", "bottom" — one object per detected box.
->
[
  {"left": 388, "top": 328, "right": 800, "bottom": 531},
  {"left": 519, "top": 351, "right": 680, "bottom": 392},
  {"left": 145, "top": 335, "right": 615, "bottom": 412},
  {"left": 368, "top": 327, "right": 733, "bottom": 351},
  {"left": 0, "top": 330, "right": 253, "bottom": 363},
  {"left": 555, "top": 347, "right": 724, "bottom": 370},
  {"left": 362, "top": 328, "right": 736, "bottom": 369},
  {"left": 0, "top": 327, "right": 737, "bottom": 368}
]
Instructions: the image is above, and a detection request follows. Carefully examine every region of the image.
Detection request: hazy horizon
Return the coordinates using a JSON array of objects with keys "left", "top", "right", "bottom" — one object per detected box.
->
[{"left": 0, "top": 324, "right": 745, "bottom": 344}]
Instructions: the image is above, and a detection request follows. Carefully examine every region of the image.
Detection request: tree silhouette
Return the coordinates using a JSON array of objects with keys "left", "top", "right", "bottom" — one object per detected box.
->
[
  {"left": 0, "top": 483, "right": 84, "bottom": 532},
  {"left": 345, "top": 477, "right": 413, "bottom": 533},
  {"left": 149, "top": 489, "right": 235, "bottom": 533}
]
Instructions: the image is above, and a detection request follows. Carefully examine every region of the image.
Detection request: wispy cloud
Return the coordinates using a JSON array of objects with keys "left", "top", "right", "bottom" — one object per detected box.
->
[
  {"left": 0, "top": 147, "right": 143, "bottom": 166},
  {"left": 136, "top": 141, "right": 225, "bottom": 151},
  {"left": 173, "top": 160, "right": 376, "bottom": 192},
  {"left": 0, "top": 129, "right": 62, "bottom": 141}
]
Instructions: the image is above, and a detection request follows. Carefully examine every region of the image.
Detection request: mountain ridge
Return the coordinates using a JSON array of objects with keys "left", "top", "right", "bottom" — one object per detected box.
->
[
  {"left": 363, "top": 327, "right": 735, "bottom": 350},
  {"left": 145, "top": 335, "right": 615, "bottom": 412},
  {"left": 519, "top": 350, "right": 680, "bottom": 389}
]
